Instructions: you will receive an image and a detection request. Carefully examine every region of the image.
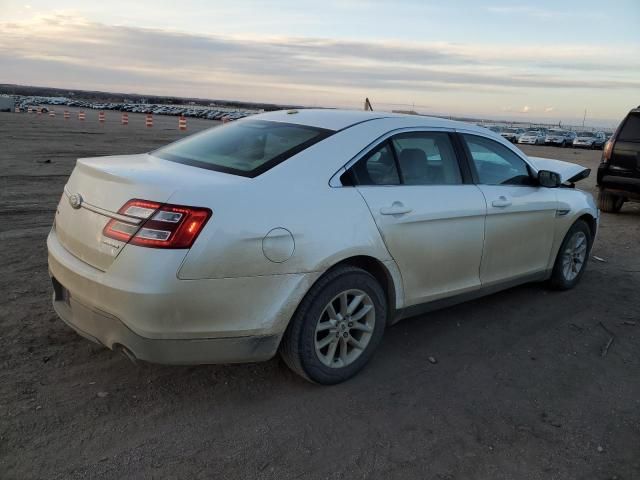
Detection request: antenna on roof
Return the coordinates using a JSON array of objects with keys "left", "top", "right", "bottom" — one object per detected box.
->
[{"left": 364, "top": 98, "right": 373, "bottom": 111}]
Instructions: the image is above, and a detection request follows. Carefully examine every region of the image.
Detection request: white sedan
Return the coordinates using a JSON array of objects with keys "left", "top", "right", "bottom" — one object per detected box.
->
[
  {"left": 48, "top": 110, "right": 598, "bottom": 384},
  {"left": 518, "top": 130, "right": 545, "bottom": 145}
]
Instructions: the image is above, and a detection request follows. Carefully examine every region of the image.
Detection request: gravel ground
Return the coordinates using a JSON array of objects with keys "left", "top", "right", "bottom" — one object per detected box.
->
[{"left": 1, "top": 109, "right": 639, "bottom": 480}]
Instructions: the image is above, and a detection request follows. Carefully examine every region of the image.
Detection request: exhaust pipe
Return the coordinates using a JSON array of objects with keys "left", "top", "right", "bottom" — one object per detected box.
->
[{"left": 115, "top": 344, "right": 138, "bottom": 365}]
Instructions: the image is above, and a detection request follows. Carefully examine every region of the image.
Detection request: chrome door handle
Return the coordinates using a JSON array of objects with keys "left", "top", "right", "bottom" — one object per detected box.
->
[
  {"left": 491, "top": 196, "right": 512, "bottom": 208},
  {"left": 380, "top": 202, "right": 412, "bottom": 215}
]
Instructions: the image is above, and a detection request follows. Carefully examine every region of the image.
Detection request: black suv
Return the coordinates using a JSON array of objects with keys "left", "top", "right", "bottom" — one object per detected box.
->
[{"left": 597, "top": 106, "right": 640, "bottom": 212}]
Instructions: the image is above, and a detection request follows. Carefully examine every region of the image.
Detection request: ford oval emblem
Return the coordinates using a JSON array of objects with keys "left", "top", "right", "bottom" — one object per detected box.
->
[{"left": 69, "top": 193, "right": 83, "bottom": 209}]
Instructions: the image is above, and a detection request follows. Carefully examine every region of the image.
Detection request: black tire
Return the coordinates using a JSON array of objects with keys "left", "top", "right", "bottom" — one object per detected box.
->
[
  {"left": 598, "top": 190, "right": 624, "bottom": 213},
  {"left": 561, "top": 141, "right": 566, "bottom": 148},
  {"left": 549, "top": 220, "right": 592, "bottom": 290},
  {"left": 279, "top": 266, "right": 387, "bottom": 384}
]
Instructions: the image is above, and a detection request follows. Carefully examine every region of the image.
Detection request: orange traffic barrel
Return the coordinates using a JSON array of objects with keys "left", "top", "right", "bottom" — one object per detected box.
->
[
  {"left": 145, "top": 113, "right": 153, "bottom": 128},
  {"left": 178, "top": 115, "right": 187, "bottom": 131},
  {"left": 121, "top": 113, "right": 129, "bottom": 125}
]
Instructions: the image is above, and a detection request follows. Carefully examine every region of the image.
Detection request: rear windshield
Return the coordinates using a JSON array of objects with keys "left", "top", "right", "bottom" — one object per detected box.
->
[
  {"left": 154, "top": 120, "right": 333, "bottom": 177},
  {"left": 577, "top": 131, "right": 594, "bottom": 137},
  {"left": 618, "top": 113, "right": 640, "bottom": 142}
]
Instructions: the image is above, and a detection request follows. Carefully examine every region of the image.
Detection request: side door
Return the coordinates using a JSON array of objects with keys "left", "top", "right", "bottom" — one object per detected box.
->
[
  {"left": 459, "top": 132, "right": 558, "bottom": 286},
  {"left": 348, "top": 130, "right": 487, "bottom": 306}
]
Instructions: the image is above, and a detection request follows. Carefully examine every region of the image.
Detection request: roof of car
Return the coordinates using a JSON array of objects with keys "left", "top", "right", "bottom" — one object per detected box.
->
[{"left": 253, "top": 108, "right": 480, "bottom": 132}]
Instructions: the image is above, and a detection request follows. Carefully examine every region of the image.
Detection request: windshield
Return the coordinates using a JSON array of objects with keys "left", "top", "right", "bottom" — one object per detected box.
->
[
  {"left": 154, "top": 120, "right": 333, "bottom": 177},
  {"left": 577, "top": 132, "right": 594, "bottom": 137},
  {"left": 503, "top": 128, "right": 518, "bottom": 133}
]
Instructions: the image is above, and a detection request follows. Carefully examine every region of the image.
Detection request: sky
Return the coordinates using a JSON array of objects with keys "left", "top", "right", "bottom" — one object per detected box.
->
[{"left": 1, "top": 0, "right": 639, "bottom": 126}]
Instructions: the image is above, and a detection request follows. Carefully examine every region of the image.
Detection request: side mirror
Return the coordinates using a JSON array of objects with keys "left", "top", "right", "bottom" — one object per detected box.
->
[{"left": 538, "top": 170, "right": 561, "bottom": 188}]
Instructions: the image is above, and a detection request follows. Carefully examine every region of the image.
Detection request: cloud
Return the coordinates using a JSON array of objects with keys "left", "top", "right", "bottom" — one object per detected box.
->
[
  {"left": 486, "top": 4, "right": 599, "bottom": 20},
  {"left": 486, "top": 5, "right": 554, "bottom": 18},
  {"left": 0, "top": 14, "right": 638, "bottom": 110}
]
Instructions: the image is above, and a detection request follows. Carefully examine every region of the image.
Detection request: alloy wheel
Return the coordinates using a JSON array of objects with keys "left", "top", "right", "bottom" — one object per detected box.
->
[
  {"left": 314, "top": 289, "right": 375, "bottom": 368},
  {"left": 562, "top": 231, "right": 588, "bottom": 281}
]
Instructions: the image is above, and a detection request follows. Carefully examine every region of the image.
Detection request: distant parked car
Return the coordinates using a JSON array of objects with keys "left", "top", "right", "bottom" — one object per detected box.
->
[
  {"left": 573, "top": 131, "right": 606, "bottom": 149},
  {"left": 518, "top": 130, "right": 545, "bottom": 145},
  {"left": 545, "top": 129, "right": 572, "bottom": 147},
  {"left": 597, "top": 106, "right": 640, "bottom": 212},
  {"left": 500, "top": 127, "right": 525, "bottom": 143}
]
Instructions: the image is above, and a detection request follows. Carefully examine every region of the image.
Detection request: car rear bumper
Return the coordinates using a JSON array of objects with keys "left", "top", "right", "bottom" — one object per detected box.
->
[
  {"left": 48, "top": 228, "right": 321, "bottom": 364},
  {"left": 598, "top": 170, "right": 640, "bottom": 200},
  {"left": 51, "top": 282, "right": 281, "bottom": 364}
]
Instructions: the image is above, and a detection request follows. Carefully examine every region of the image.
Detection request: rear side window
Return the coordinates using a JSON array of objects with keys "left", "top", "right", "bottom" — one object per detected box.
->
[
  {"left": 351, "top": 142, "right": 400, "bottom": 186},
  {"left": 391, "top": 132, "right": 462, "bottom": 185},
  {"left": 618, "top": 113, "right": 640, "bottom": 142},
  {"left": 348, "top": 131, "right": 462, "bottom": 186},
  {"left": 154, "top": 120, "right": 333, "bottom": 177},
  {"left": 462, "top": 134, "right": 533, "bottom": 186}
]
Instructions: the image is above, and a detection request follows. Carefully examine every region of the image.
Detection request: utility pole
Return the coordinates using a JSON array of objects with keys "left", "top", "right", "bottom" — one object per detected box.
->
[{"left": 582, "top": 109, "right": 587, "bottom": 128}]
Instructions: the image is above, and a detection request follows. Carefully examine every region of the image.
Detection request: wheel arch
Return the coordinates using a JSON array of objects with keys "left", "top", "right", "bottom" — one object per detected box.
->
[
  {"left": 331, "top": 255, "right": 399, "bottom": 321},
  {"left": 285, "top": 254, "right": 402, "bottom": 333},
  {"left": 577, "top": 213, "right": 597, "bottom": 240}
]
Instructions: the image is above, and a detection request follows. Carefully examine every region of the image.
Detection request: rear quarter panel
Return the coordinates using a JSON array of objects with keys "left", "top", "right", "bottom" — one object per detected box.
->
[{"left": 173, "top": 181, "right": 392, "bottom": 280}]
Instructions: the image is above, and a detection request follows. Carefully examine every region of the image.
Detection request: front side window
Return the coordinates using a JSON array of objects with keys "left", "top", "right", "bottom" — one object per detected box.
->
[
  {"left": 154, "top": 120, "right": 332, "bottom": 177},
  {"left": 391, "top": 132, "right": 462, "bottom": 185},
  {"left": 462, "top": 134, "right": 533, "bottom": 186}
]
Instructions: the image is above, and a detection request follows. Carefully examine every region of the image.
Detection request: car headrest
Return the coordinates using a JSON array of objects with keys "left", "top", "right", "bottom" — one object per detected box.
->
[{"left": 398, "top": 148, "right": 428, "bottom": 182}]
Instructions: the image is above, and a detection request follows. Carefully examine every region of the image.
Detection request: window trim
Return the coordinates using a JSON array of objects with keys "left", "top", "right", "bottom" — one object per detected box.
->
[
  {"left": 455, "top": 131, "right": 539, "bottom": 187},
  {"left": 330, "top": 127, "right": 472, "bottom": 187}
]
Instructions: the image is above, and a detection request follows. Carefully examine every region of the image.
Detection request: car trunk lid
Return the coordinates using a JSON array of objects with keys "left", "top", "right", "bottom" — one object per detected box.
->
[{"left": 54, "top": 153, "right": 244, "bottom": 271}]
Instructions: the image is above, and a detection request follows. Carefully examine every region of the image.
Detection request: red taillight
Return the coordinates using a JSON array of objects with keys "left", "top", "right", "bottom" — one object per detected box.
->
[
  {"left": 602, "top": 140, "right": 613, "bottom": 163},
  {"left": 103, "top": 199, "right": 211, "bottom": 249},
  {"left": 602, "top": 122, "right": 621, "bottom": 163}
]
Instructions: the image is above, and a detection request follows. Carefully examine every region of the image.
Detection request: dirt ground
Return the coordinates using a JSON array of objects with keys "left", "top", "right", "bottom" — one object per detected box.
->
[{"left": 1, "top": 108, "right": 639, "bottom": 480}]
